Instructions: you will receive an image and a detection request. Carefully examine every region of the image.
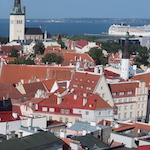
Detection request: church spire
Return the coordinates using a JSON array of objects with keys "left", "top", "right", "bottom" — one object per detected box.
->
[
  {"left": 122, "top": 31, "right": 130, "bottom": 59},
  {"left": 11, "top": 0, "right": 24, "bottom": 15}
]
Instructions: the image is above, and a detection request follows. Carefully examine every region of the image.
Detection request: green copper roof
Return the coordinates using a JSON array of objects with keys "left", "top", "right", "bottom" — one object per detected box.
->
[{"left": 10, "top": 0, "right": 24, "bottom": 15}]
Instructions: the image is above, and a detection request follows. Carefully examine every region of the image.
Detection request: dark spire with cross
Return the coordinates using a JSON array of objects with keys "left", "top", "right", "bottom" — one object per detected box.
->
[
  {"left": 10, "top": 0, "right": 24, "bottom": 15},
  {"left": 122, "top": 31, "right": 130, "bottom": 59}
]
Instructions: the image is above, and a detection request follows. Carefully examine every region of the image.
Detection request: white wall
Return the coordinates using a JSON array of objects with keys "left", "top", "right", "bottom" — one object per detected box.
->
[
  {"left": 0, "top": 120, "right": 21, "bottom": 135},
  {"left": 110, "top": 133, "right": 137, "bottom": 148},
  {"left": 21, "top": 117, "right": 47, "bottom": 129}
]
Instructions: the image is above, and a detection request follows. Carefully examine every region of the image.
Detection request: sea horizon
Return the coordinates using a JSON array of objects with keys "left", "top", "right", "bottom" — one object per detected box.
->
[{"left": 1, "top": 18, "right": 150, "bottom": 37}]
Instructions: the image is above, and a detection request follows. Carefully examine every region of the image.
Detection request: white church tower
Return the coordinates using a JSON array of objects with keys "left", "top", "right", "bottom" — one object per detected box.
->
[
  {"left": 120, "top": 32, "right": 130, "bottom": 80},
  {"left": 9, "top": 0, "right": 25, "bottom": 42}
]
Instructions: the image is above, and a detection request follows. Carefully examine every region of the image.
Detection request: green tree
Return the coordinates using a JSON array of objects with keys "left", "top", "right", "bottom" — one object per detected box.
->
[
  {"left": 9, "top": 48, "right": 18, "bottom": 57},
  {"left": 0, "top": 37, "right": 9, "bottom": 44},
  {"left": 9, "top": 56, "right": 35, "bottom": 65},
  {"left": 33, "top": 42, "right": 45, "bottom": 55},
  {"left": 57, "top": 39, "right": 66, "bottom": 49},
  {"left": 42, "top": 53, "right": 64, "bottom": 64},
  {"left": 87, "top": 47, "right": 108, "bottom": 65}
]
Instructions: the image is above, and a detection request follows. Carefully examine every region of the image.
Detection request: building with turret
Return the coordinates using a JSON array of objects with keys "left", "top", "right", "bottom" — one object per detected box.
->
[{"left": 9, "top": 0, "right": 44, "bottom": 42}]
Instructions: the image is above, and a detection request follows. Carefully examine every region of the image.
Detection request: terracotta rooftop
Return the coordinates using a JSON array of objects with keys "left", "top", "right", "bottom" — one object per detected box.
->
[
  {"left": 131, "top": 73, "right": 150, "bottom": 89},
  {"left": 109, "top": 81, "right": 139, "bottom": 98},
  {"left": 0, "top": 65, "right": 74, "bottom": 84},
  {"left": 0, "top": 111, "right": 20, "bottom": 122},
  {"left": 69, "top": 72, "right": 101, "bottom": 93}
]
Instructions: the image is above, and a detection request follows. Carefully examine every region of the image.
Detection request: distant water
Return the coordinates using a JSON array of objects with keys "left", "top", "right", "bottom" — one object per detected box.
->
[{"left": 0, "top": 19, "right": 150, "bottom": 37}]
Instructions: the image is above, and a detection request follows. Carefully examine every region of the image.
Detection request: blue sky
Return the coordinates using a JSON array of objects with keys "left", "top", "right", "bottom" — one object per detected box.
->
[{"left": 1, "top": 0, "right": 150, "bottom": 19}]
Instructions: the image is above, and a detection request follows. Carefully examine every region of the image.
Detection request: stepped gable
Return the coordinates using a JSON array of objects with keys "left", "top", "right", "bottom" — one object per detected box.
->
[
  {"left": 69, "top": 72, "right": 101, "bottom": 93},
  {"left": 131, "top": 73, "right": 150, "bottom": 89},
  {"left": 75, "top": 39, "right": 88, "bottom": 49},
  {"left": 56, "top": 33, "right": 61, "bottom": 40},
  {"left": 109, "top": 81, "right": 139, "bottom": 98},
  {"left": 0, "top": 65, "right": 74, "bottom": 84}
]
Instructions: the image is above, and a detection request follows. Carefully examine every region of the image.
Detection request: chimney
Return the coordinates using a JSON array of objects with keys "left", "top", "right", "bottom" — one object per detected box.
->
[
  {"left": 70, "top": 142, "right": 80, "bottom": 150},
  {"left": 6, "top": 134, "right": 12, "bottom": 140},
  {"left": 74, "top": 94, "right": 78, "bottom": 100},
  {"left": 83, "top": 98, "right": 88, "bottom": 106},
  {"left": 83, "top": 93, "right": 87, "bottom": 97},
  {"left": 90, "top": 121, "right": 96, "bottom": 126},
  {"left": 18, "top": 132, "right": 23, "bottom": 138},
  {"left": 11, "top": 131, "right": 15, "bottom": 138},
  {"left": 82, "top": 130, "right": 87, "bottom": 136},
  {"left": 103, "top": 120, "right": 106, "bottom": 126},
  {"left": 28, "top": 117, "right": 32, "bottom": 127},
  {"left": 57, "top": 94, "right": 62, "bottom": 105},
  {"left": 12, "top": 112, "right": 18, "bottom": 119},
  {"left": 60, "top": 129, "right": 66, "bottom": 138}
]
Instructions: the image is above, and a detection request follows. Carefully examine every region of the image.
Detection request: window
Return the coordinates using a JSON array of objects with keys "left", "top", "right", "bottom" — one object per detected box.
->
[
  {"left": 85, "top": 111, "right": 89, "bottom": 115},
  {"left": 127, "top": 91, "right": 133, "bottom": 95},
  {"left": 142, "top": 97, "right": 145, "bottom": 101},
  {"left": 99, "top": 111, "right": 101, "bottom": 115},
  {"left": 65, "top": 118, "right": 68, "bottom": 123},
  {"left": 119, "top": 92, "right": 124, "bottom": 95},
  {"left": 124, "top": 105, "right": 127, "bottom": 110},
  {"left": 118, "top": 113, "right": 121, "bottom": 119},
  {"left": 118, "top": 99, "right": 122, "bottom": 103},
  {"left": 61, "top": 109, "right": 65, "bottom": 114},
  {"left": 59, "top": 117, "right": 63, "bottom": 122},
  {"left": 42, "top": 107, "right": 47, "bottom": 111},
  {"left": 129, "top": 98, "right": 132, "bottom": 101},
  {"left": 124, "top": 99, "right": 127, "bottom": 102},
  {"left": 65, "top": 110, "right": 70, "bottom": 114},
  {"left": 141, "top": 104, "right": 144, "bottom": 108},
  {"left": 49, "top": 108, "right": 55, "bottom": 112},
  {"left": 124, "top": 113, "right": 127, "bottom": 119},
  {"left": 112, "top": 93, "right": 116, "bottom": 96},
  {"left": 108, "top": 111, "right": 111, "bottom": 115},
  {"left": 137, "top": 111, "right": 140, "bottom": 117},
  {"left": 138, "top": 104, "right": 140, "bottom": 108},
  {"left": 49, "top": 116, "right": 52, "bottom": 120},
  {"left": 130, "top": 112, "right": 133, "bottom": 118},
  {"left": 119, "top": 106, "right": 121, "bottom": 111},
  {"left": 130, "top": 105, "right": 133, "bottom": 109},
  {"left": 102, "top": 93, "right": 105, "bottom": 98},
  {"left": 141, "top": 111, "right": 143, "bottom": 116}
]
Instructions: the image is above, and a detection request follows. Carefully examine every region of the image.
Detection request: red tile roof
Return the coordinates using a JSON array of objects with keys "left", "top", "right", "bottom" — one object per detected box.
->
[
  {"left": 131, "top": 73, "right": 150, "bottom": 89},
  {"left": 69, "top": 72, "right": 101, "bottom": 93},
  {"left": 0, "top": 111, "right": 20, "bottom": 122},
  {"left": 0, "top": 65, "right": 74, "bottom": 84},
  {"left": 75, "top": 39, "right": 88, "bottom": 49},
  {"left": 23, "top": 82, "right": 47, "bottom": 94},
  {"left": 39, "top": 93, "right": 112, "bottom": 111},
  {"left": 109, "top": 81, "right": 139, "bottom": 98},
  {"left": 134, "top": 122, "right": 150, "bottom": 132},
  {"left": 0, "top": 45, "right": 20, "bottom": 55},
  {"left": 42, "top": 79, "right": 56, "bottom": 91}
]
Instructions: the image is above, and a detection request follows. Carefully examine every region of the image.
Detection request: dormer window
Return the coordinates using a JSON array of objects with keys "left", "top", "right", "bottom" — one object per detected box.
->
[
  {"left": 127, "top": 91, "right": 133, "bottom": 95},
  {"left": 80, "top": 79, "right": 82, "bottom": 81},
  {"left": 112, "top": 92, "right": 116, "bottom": 96},
  {"left": 119, "top": 92, "right": 124, "bottom": 95}
]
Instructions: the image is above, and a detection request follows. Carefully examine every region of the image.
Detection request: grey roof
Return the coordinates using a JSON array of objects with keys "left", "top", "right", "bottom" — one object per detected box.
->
[
  {"left": 72, "top": 134, "right": 109, "bottom": 150},
  {"left": 67, "top": 121, "right": 110, "bottom": 133},
  {"left": 25, "top": 28, "right": 43, "bottom": 35},
  {"left": 0, "top": 131, "right": 64, "bottom": 150}
]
